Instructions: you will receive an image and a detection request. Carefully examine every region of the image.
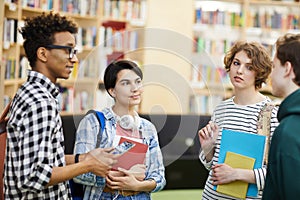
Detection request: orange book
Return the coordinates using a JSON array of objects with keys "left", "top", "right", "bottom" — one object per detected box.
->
[{"left": 112, "top": 137, "right": 148, "bottom": 170}]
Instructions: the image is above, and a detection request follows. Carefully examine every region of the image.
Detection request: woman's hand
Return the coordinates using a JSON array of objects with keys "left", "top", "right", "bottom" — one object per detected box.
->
[
  {"left": 211, "top": 163, "right": 237, "bottom": 185},
  {"left": 106, "top": 168, "right": 141, "bottom": 191},
  {"left": 120, "top": 164, "right": 146, "bottom": 181},
  {"left": 211, "top": 163, "right": 256, "bottom": 185},
  {"left": 198, "top": 121, "right": 219, "bottom": 158}
]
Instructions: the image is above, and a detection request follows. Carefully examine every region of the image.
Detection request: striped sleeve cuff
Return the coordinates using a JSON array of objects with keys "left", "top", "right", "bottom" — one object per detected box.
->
[{"left": 253, "top": 167, "right": 266, "bottom": 191}]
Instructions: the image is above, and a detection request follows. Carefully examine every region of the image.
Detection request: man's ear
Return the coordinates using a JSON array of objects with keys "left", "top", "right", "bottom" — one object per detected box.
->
[
  {"left": 285, "top": 61, "right": 295, "bottom": 79},
  {"left": 36, "top": 47, "right": 48, "bottom": 62}
]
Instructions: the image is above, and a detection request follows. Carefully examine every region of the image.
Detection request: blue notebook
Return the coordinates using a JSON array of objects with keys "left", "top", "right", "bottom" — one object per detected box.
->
[{"left": 215, "top": 129, "right": 266, "bottom": 197}]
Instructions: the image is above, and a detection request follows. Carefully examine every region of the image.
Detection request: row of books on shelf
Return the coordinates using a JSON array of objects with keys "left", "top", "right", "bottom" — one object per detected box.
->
[
  {"left": 191, "top": 64, "right": 230, "bottom": 86},
  {"left": 4, "top": 53, "right": 100, "bottom": 81},
  {"left": 2, "top": 85, "right": 113, "bottom": 115},
  {"left": 195, "top": 8, "right": 299, "bottom": 30},
  {"left": 57, "top": 85, "right": 93, "bottom": 113},
  {"left": 74, "top": 47, "right": 113, "bottom": 79},
  {"left": 195, "top": 9, "right": 243, "bottom": 27},
  {"left": 193, "top": 37, "right": 233, "bottom": 55},
  {"left": 246, "top": 10, "right": 299, "bottom": 30},
  {"left": 3, "top": 46, "right": 123, "bottom": 85},
  {"left": 2, "top": 18, "right": 98, "bottom": 50},
  {"left": 3, "top": 57, "right": 16, "bottom": 79},
  {"left": 19, "top": 0, "right": 98, "bottom": 16},
  {"left": 57, "top": 83, "right": 114, "bottom": 113},
  {"left": 193, "top": 37, "right": 275, "bottom": 57},
  {"left": 189, "top": 94, "right": 224, "bottom": 115},
  {"left": 99, "top": 23, "right": 139, "bottom": 51},
  {"left": 3, "top": 56, "right": 28, "bottom": 80},
  {"left": 103, "top": 0, "right": 147, "bottom": 22},
  {"left": 76, "top": 27, "right": 97, "bottom": 50},
  {"left": 2, "top": 18, "right": 24, "bottom": 49}
]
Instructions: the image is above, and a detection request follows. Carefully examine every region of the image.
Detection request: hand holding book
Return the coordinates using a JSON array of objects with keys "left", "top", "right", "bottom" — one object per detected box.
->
[
  {"left": 117, "top": 164, "right": 146, "bottom": 181},
  {"left": 216, "top": 151, "right": 256, "bottom": 199},
  {"left": 215, "top": 129, "right": 266, "bottom": 197},
  {"left": 112, "top": 137, "right": 148, "bottom": 170}
]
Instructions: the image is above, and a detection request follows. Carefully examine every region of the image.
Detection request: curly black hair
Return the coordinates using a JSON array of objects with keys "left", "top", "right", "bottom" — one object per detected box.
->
[{"left": 19, "top": 12, "right": 78, "bottom": 68}]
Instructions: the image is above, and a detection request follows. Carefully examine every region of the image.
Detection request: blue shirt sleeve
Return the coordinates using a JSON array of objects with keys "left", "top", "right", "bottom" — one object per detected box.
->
[{"left": 73, "top": 113, "right": 105, "bottom": 187}]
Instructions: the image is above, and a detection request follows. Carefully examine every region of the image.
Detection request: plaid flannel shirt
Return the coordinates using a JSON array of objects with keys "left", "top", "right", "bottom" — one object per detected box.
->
[{"left": 5, "top": 71, "right": 71, "bottom": 199}]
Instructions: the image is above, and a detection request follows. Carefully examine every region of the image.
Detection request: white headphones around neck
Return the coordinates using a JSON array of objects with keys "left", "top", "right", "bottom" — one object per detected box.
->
[{"left": 116, "top": 113, "right": 140, "bottom": 130}]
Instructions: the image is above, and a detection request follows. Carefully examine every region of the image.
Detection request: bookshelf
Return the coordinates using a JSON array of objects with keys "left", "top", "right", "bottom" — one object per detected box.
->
[
  {"left": 92, "top": 0, "right": 148, "bottom": 113},
  {"left": 190, "top": 0, "right": 300, "bottom": 115},
  {"left": 0, "top": 0, "right": 148, "bottom": 115},
  {"left": 1, "top": 0, "right": 298, "bottom": 115},
  {"left": 0, "top": 0, "right": 102, "bottom": 114}
]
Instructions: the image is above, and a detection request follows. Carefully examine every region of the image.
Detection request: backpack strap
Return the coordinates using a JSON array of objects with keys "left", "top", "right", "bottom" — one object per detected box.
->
[
  {"left": 257, "top": 103, "right": 277, "bottom": 165},
  {"left": 86, "top": 110, "right": 105, "bottom": 147}
]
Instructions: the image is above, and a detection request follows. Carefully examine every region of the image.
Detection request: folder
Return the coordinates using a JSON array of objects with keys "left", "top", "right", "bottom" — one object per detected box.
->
[
  {"left": 216, "top": 151, "right": 255, "bottom": 199},
  {"left": 112, "top": 137, "right": 148, "bottom": 170},
  {"left": 215, "top": 129, "right": 266, "bottom": 197}
]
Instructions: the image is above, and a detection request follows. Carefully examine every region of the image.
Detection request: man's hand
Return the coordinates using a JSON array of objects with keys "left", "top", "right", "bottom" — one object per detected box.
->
[{"left": 83, "top": 148, "right": 118, "bottom": 177}]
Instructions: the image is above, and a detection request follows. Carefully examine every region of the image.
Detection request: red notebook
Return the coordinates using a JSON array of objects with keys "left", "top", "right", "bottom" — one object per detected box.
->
[{"left": 112, "top": 137, "right": 148, "bottom": 170}]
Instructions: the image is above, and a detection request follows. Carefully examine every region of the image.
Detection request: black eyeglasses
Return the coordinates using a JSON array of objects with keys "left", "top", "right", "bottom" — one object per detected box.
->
[{"left": 45, "top": 45, "right": 78, "bottom": 59}]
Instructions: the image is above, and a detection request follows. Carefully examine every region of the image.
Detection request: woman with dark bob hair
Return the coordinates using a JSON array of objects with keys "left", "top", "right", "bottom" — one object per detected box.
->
[{"left": 74, "top": 59, "right": 166, "bottom": 199}]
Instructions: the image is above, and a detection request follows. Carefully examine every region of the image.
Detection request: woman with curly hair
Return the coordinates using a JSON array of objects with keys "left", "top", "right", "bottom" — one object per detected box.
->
[{"left": 198, "top": 41, "right": 279, "bottom": 200}]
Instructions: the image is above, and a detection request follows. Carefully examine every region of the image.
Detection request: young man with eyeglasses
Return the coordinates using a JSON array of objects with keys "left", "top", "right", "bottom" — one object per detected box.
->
[{"left": 4, "top": 12, "right": 117, "bottom": 199}]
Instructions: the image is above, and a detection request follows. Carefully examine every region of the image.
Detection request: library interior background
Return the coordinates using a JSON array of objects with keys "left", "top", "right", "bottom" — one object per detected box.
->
[{"left": 1, "top": 0, "right": 299, "bottom": 199}]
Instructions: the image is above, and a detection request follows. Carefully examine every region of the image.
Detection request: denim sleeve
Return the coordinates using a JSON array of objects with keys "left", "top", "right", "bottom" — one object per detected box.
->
[
  {"left": 144, "top": 124, "right": 166, "bottom": 192},
  {"left": 73, "top": 114, "right": 105, "bottom": 187}
]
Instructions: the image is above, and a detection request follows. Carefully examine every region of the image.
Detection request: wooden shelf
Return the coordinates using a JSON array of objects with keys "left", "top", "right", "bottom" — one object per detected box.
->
[
  {"left": 249, "top": 0, "right": 300, "bottom": 6},
  {"left": 4, "top": 2, "right": 19, "bottom": 19},
  {"left": 4, "top": 78, "right": 25, "bottom": 86}
]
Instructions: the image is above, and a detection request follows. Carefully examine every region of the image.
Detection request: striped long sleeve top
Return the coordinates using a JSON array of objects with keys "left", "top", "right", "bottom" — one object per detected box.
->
[{"left": 199, "top": 97, "right": 279, "bottom": 200}]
